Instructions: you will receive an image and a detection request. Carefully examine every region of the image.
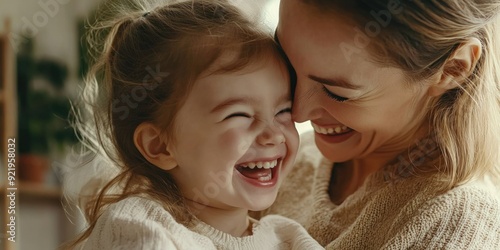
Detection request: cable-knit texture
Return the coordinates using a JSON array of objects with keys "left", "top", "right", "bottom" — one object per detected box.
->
[
  {"left": 80, "top": 196, "right": 324, "bottom": 249},
  {"left": 262, "top": 132, "right": 500, "bottom": 249}
]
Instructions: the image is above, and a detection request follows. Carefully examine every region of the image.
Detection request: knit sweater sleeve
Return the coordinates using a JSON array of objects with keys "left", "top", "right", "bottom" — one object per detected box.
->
[
  {"left": 259, "top": 215, "right": 325, "bottom": 250},
  {"left": 378, "top": 184, "right": 500, "bottom": 250}
]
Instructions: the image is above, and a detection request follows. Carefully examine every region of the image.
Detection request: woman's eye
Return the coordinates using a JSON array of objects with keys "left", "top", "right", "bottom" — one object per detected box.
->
[
  {"left": 225, "top": 112, "right": 252, "bottom": 120},
  {"left": 322, "top": 86, "right": 349, "bottom": 103}
]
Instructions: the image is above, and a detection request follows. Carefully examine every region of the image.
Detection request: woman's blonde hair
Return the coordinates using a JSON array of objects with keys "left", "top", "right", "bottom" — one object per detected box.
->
[
  {"left": 66, "top": 0, "right": 282, "bottom": 247},
  {"left": 306, "top": 0, "right": 500, "bottom": 190}
]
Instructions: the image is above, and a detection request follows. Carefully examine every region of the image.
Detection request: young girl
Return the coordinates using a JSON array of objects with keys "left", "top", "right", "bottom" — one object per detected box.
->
[{"left": 65, "top": 0, "right": 323, "bottom": 249}]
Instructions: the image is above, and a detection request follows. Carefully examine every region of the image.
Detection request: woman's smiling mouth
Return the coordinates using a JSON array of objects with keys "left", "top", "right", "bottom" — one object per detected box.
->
[
  {"left": 312, "top": 122, "right": 356, "bottom": 143},
  {"left": 312, "top": 123, "right": 352, "bottom": 135}
]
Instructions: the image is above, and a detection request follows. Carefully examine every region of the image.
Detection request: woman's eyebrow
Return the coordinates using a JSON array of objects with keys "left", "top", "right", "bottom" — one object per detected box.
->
[{"left": 309, "top": 75, "right": 362, "bottom": 90}]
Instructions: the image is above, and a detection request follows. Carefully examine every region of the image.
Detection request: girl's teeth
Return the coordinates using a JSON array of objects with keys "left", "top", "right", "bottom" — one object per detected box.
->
[
  {"left": 240, "top": 159, "right": 278, "bottom": 169},
  {"left": 258, "top": 174, "right": 272, "bottom": 182},
  {"left": 263, "top": 162, "right": 270, "bottom": 169}
]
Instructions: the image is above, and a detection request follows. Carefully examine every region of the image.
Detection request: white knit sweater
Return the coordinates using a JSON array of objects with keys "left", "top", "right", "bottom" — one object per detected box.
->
[
  {"left": 261, "top": 132, "right": 500, "bottom": 249},
  {"left": 80, "top": 196, "right": 324, "bottom": 249}
]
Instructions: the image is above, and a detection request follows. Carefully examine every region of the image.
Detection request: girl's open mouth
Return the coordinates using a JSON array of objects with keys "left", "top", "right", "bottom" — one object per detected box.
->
[{"left": 235, "top": 158, "right": 282, "bottom": 187}]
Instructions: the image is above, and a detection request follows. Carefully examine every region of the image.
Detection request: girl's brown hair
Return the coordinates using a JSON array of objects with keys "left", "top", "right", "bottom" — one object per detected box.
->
[
  {"left": 66, "top": 0, "right": 281, "bottom": 247},
  {"left": 304, "top": 0, "right": 500, "bottom": 191}
]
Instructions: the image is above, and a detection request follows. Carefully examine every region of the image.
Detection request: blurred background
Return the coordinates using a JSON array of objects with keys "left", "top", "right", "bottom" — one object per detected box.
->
[{"left": 0, "top": 0, "right": 311, "bottom": 249}]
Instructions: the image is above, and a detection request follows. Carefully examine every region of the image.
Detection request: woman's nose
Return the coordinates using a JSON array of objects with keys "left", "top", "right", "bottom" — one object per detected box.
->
[
  {"left": 292, "top": 79, "right": 322, "bottom": 123},
  {"left": 256, "top": 122, "right": 286, "bottom": 146}
]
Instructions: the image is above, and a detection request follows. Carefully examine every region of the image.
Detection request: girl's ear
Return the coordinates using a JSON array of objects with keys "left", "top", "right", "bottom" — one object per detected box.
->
[
  {"left": 427, "top": 37, "right": 482, "bottom": 97},
  {"left": 134, "top": 122, "right": 178, "bottom": 171}
]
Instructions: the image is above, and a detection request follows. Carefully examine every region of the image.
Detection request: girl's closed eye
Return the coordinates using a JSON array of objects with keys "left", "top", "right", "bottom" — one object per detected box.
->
[
  {"left": 277, "top": 107, "right": 292, "bottom": 116},
  {"left": 276, "top": 107, "right": 292, "bottom": 122},
  {"left": 225, "top": 112, "right": 252, "bottom": 120}
]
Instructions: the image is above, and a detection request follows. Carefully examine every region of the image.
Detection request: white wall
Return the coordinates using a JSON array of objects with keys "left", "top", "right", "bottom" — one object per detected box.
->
[{"left": 0, "top": 0, "right": 100, "bottom": 79}]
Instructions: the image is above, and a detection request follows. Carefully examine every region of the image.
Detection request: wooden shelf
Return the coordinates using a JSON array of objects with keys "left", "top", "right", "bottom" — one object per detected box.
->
[
  {"left": 19, "top": 182, "right": 63, "bottom": 200},
  {"left": 1, "top": 183, "right": 62, "bottom": 200}
]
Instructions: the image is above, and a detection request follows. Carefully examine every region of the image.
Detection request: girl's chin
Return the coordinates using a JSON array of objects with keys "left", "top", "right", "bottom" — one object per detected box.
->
[
  {"left": 244, "top": 194, "right": 278, "bottom": 211},
  {"left": 247, "top": 203, "right": 273, "bottom": 212}
]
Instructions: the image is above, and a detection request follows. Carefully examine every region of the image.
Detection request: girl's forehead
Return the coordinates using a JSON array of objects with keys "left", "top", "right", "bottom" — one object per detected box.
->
[{"left": 200, "top": 52, "right": 285, "bottom": 79}]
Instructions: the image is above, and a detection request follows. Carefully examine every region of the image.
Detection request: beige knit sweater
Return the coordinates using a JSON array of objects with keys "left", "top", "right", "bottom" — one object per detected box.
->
[
  {"left": 81, "top": 196, "right": 324, "bottom": 249},
  {"left": 261, "top": 132, "right": 500, "bottom": 249}
]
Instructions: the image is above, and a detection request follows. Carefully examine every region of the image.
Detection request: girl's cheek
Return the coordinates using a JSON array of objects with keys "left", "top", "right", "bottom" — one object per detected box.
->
[
  {"left": 219, "top": 129, "right": 253, "bottom": 156},
  {"left": 286, "top": 127, "right": 300, "bottom": 154}
]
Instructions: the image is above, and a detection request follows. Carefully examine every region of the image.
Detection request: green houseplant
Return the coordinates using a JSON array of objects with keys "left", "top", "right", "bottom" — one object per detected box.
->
[{"left": 17, "top": 38, "right": 79, "bottom": 183}]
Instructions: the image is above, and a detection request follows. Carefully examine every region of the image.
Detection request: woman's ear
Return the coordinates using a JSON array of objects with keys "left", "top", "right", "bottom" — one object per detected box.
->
[
  {"left": 427, "top": 37, "right": 482, "bottom": 97},
  {"left": 134, "top": 122, "right": 177, "bottom": 171}
]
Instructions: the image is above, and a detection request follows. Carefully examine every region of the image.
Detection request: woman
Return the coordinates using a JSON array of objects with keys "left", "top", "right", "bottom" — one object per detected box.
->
[{"left": 261, "top": 0, "right": 500, "bottom": 248}]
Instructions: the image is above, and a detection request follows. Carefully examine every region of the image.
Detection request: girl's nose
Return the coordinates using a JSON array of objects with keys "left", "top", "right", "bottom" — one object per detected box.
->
[{"left": 256, "top": 122, "right": 286, "bottom": 146}]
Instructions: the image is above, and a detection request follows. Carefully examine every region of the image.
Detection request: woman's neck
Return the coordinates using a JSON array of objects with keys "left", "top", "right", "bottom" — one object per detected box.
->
[
  {"left": 329, "top": 150, "right": 408, "bottom": 204},
  {"left": 329, "top": 126, "right": 431, "bottom": 204},
  {"left": 184, "top": 199, "right": 251, "bottom": 237}
]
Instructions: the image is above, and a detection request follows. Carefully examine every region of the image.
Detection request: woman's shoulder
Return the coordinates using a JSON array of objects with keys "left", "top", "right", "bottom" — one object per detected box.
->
[
  {"left": 394, "top": 176, "right": 500, "bottom": 227},
  {"left": 332, "top": 177, "right": 500, "bottom": 249},
  {"left": 386, "top": 178, "right": 500, "bottom": 248},
  {"left": 427, "top": 179, "right": 500, "bottom": 217}
]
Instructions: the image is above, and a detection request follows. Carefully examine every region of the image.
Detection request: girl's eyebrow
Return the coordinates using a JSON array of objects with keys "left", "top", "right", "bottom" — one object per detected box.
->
[
  {"left": 210, "top": 97, "right": 255, "bottom": 114},
  {"left": 210, "top": 92, "right": 291, "bottom": 114}
]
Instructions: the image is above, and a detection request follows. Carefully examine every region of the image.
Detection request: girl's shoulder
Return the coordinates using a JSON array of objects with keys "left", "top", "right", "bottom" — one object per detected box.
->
[
  {"left": 93, "top": 196, "right": 181, "bottom": 236},
  {"left": 82, "top": 196, "right": 216, "bottom": 249},
  {"left": 88, "top": 196, "right": 177, "bottom": 229},
  {"left": 103, "top": 196, "right": 169, "bottom": 219}
]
